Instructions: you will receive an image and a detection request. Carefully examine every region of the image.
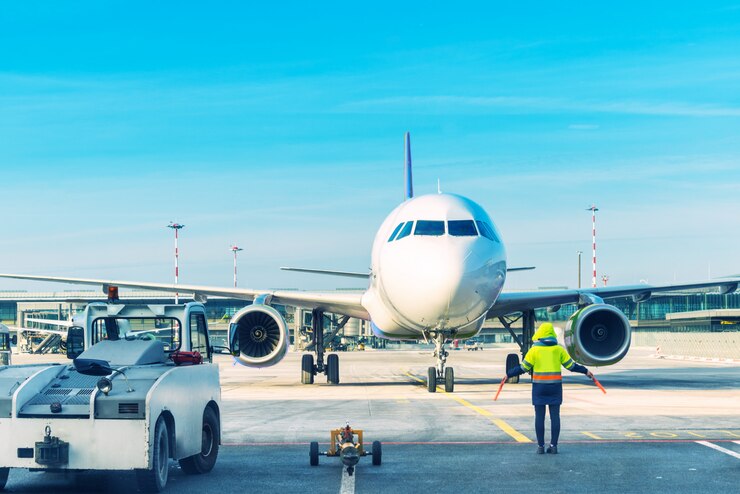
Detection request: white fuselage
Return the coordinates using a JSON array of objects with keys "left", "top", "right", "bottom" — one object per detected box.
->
[{"left": 361, "top": 193, "right": 507, "bottom": 340}]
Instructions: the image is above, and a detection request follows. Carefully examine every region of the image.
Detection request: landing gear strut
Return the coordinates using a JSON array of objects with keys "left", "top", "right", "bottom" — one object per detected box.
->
[
  {"left": 426, "top": 333, "right": 454, "bottom": 393},
  {"left": 498, "top": 309, "right": 536, "bottom": 383},
  {"left": 301, "top": 309, "right": 340, "bottom": 385}
]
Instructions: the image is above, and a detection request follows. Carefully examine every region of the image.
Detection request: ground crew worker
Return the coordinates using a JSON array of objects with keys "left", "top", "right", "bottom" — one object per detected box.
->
[{"left": 505, "top": 322, "right": 593, "bottom": 454}]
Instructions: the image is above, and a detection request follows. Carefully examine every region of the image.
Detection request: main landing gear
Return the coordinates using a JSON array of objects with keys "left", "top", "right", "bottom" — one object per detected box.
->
[
  {"left": 426, "top": 332, "right": 455, "bottom": 393},
  {"left": 498, "top": 309, "right": 536, "bottom": 384},
  {"left": 301, "top": 309, "right": 341, "bottom": 385}
]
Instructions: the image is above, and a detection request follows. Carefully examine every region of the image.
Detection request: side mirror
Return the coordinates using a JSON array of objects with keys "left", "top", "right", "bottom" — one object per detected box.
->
[
  {"left": 66, "top": 326, "right": 85, "bottom": 360},
  {"left": 228, "top": 323, "right": 240, "bottom": 357},
  {"left": 73, "top": 358, "right": 113, "bottom": 376},
  {"left": 11, "top": 335, "right": 17, "bottom": 346}
]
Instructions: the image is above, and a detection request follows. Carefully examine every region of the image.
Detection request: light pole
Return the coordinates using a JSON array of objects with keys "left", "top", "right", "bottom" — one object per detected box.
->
[
  {"left": 586, "top": 205, "right": 599, "bottom": 288},
  {"left": 230, "top": 245, "right": 244, "bottom": 288},
  {"left": 167, "top": 222, "right": 185, "bottom": 304},
  {"left": 577, "top": 251, "right": 583, "bottom": 289}
]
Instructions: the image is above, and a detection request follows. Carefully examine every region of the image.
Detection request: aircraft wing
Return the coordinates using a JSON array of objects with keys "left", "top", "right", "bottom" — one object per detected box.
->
[
  {"left": 6, "top": 326, "right": 68, "bottom": 336},
  {"left": 488, "top": 278, "right": 740, "bottom": 317},
  {"left": 0, "top": 273, "right": 370, "bottom": 320}
]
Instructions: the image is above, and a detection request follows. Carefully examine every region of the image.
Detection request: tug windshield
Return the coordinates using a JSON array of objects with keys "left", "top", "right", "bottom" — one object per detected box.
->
[{"left": 91, "top": 317, "right": 182, "bottom": 351}]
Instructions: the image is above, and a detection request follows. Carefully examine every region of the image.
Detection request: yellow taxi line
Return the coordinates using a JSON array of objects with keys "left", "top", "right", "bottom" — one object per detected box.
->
[{"left": 405, "top": 371, "right": 532, "bottom": 443}]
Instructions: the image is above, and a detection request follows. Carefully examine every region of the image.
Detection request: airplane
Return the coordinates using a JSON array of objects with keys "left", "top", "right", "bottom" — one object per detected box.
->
[{"left": 0, "top": 133, "right": 738, "bottom": 392}]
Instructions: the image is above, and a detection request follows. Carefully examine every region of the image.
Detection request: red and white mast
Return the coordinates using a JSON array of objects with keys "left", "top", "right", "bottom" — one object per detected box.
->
[
  {"left": 230, "top": 245, "right": 244, "bottom": 288},
  {"left": 167, "top": 222, "right": 185, "bottom": 304},
  {"left": 587, "top": 205, "right": 599, "bottom": 288}
]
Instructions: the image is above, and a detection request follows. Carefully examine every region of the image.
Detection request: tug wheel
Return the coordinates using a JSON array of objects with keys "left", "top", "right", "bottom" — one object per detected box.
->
[
  {"left": 371, "top": 441, "right": 382, "bottom": 466},
  {"left": 301, "top": 354, "right": 315, "bottom": 384},
  {"left": 309, "top": 441, "right": 320, "bottom": 466},
  {"left": 136, "top": 415, "right": 169, "bottom": 493},
  {"left": 427, "top": 366, "right": 437, "bottom": 393},
  {"left": 0, "top": 467, "right": 9, "bottom": 491},
  {"left": 506, "top": 353, "right": 520, "bottom": 384},
  {"left": 179, "top": 406, "right": 219, "bottom": 474}
]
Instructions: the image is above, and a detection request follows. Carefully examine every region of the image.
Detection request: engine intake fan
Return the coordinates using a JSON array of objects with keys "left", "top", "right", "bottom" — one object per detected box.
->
[
  {"left": 229, "top": 304, "right": 289, "bottom": 368},
  {"left": 564, "top": 304, "right": 631, "bottom": 366}
]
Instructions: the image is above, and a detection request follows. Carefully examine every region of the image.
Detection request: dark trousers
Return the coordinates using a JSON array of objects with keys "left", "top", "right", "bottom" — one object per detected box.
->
[{"left": 534, "top": 404, "right": 561, "bottom": 447}]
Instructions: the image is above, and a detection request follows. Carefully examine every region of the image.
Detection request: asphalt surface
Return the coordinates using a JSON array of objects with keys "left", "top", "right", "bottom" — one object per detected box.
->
[{"left": 3, "top": 346, "right": 739, "bottom": 493}]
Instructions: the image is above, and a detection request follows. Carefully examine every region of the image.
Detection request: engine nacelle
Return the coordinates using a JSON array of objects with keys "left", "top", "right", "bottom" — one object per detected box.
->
[
  {"left": 564, "top": 304, "right": 631, "bottom": 366},
  {"left": 228, "top": 304, "right": 289, "bottom": 368}
]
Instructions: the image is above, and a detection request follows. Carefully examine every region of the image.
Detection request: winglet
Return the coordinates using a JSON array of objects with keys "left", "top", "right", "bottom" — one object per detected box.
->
[{"left": 404, "top": 132, "right": 413, "bottom": 200}]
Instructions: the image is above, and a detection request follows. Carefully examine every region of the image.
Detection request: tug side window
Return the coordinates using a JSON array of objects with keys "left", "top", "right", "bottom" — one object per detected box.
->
[{"left": 190, "top": 313, "right": 211, "bottom": 362}]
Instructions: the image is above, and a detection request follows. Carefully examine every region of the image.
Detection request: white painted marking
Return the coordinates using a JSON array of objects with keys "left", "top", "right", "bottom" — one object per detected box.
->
[
  {"left": 340, "top": 467, "right": 356, "bottom": 494},
  {"left": 696, "top": 441, "right": 740, "bottom": 460}
]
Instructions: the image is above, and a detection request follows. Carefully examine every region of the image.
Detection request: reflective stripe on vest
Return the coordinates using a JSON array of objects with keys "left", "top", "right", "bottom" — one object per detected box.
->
[{"left": 532, "top": 371, "right": 562, "bottom": 383}]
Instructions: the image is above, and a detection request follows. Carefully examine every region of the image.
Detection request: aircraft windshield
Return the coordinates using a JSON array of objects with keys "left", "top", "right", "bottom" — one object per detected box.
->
[
  {"left": 395, "top": 221, "right": 414, "bottom": 241},
  {"left": 448, "top": 220, "right": 478, "bottom": 236},
  {"left": 92, "top": 317, "right": 181, "bottom": 351},
  {"left": 476, "top": 220, "right": 500, "bottom": 242},
  {"left": 388, "top": 222, "right": 405, "bottom": 242},
  {"left": 415, "top": 220, "right": 445, "bottom": 236}
]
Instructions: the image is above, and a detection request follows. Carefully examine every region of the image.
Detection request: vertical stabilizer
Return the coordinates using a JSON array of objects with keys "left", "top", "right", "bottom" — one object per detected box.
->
[{"left": 404, "top": 132, "right": 414, "bottom": 200}]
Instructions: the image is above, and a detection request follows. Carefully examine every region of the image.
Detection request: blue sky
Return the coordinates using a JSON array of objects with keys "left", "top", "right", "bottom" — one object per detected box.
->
[{"left": 1, "top": 2, "right": 738, "bottom": 292}]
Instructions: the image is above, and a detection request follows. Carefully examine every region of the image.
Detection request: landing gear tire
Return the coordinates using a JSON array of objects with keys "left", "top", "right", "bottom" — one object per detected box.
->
[
  {"left": 327, "top": 354, "right": 340, "bottom": 384},
  {"left": 506, "top": 353, "right": 520, "bottom": 384},
  {"left": 427, "top": 366, "right": 437, "bottom": 393},
  {"left": 301, "top": 354, "right": 315, "bottom": 384},
  {"left": 179, "top": 407, "right": 219, "bottom": 474},
  {"left": 371, "top": 441, "right": 382, "bottom": 466},
  {"left": 309, "top": 441, "right": 319, "bottom": 466},
  {"left": 444, "top": 367, "right": 454, "bottom": 393},
  {"left": 0, "top": 467, "right": 8, "bottom": 491},
  {"left": 136, "top": 416, "right": 169, "bottom": 493}
]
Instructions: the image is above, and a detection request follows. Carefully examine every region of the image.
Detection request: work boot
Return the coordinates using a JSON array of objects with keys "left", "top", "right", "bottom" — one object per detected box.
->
[
  {"left": 536, "top": 446, "right": 545, "bottom": 454},
  {"left": 546, "top": 445, "right": 558, "bottom": 454}
]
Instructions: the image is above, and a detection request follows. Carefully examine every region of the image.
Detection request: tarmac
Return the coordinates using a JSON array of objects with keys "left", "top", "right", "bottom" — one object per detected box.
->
[{"left": 4, "top": 345, "right": 739, "bottom": 493}]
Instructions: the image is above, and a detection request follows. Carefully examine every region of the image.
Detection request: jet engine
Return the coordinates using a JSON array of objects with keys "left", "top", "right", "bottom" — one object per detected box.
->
[
  {"left": 228, "top": 304, "right": 289, "bottom": 368},
  {"left": 564, "top": 304, "right": 631, "bottom": 366}
]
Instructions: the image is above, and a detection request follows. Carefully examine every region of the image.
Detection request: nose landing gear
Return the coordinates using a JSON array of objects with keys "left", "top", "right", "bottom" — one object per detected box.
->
[
  {"left": 301, "top": 309, "right": 342, "bottom": 385},
  {"left": 426, "top": 333, "right": 454, "bottom": 393}
]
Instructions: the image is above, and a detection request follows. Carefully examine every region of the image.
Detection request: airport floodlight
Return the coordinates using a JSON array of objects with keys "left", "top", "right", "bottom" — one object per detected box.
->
[
  {"left": 167, "top": 222, "right": 186, "bottom": 304},
  {"left": 230, "top": 245, "right": 245, "bottom": 288}
]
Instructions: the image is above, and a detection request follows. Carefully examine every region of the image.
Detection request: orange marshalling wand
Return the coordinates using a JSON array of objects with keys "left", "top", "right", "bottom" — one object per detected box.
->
[
  {"left": 493, "top": 377, "right": 507, "bottom": 401},
  {"left": 592, "top": 377, "right": 607, "bottom": 394}
]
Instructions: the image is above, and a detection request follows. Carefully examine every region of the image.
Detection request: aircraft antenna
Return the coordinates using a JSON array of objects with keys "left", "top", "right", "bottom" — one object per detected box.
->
[
  {"left": 586, "top": 205, "right": 599, "bottom": 288},
  {"left": 437, "top": 178, "right": 441, "bottom": 194},
  {"left": 167, "top": 222, "right": 185, "bottom": 303},
  {"left": 230, "top": 245, "right": 245, "bottom": 288}
]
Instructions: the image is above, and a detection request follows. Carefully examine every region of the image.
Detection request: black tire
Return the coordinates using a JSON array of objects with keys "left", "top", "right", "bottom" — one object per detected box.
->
[
  {"left": 309, "top": 441, "right": 319, "bottom": 466},
  {"left": 179, "top": 407, "right": 220, "bottom": 474},
  {"left": 506, "top": 353, "right": 520, "bottom": 384},
  {"left": 371, "top": 441, "right": 382, "bottom": 466},
  {"left": 136, "top": 416, "right": 169, "bottom": 493},
  {"left": 0, "top": 467, "right": 8, "bottom": 491},
  {"left": 444, "top": 367, "right": 454, "bottom": 393},
  {"left": 427, "top": 366, "right": 437, "bottom": 393},
  {"left": 327, "top": 354, "right": 339, "bottom": 384},
  {"left": 301, "top": 354, "right": 314, "bottom": 384}
]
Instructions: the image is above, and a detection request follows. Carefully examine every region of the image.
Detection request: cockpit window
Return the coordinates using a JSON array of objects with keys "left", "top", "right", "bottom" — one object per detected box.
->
[
  {"left": 414, "top": 220, "right": 445, "bottom": 236},
  {"left": 395, "top": 221, "right": 414, "bottom": 241},
  {"left": 476, "top": 220, "right": 500, "bottom": 242},
  {"left": 388, "top": 222, "right": 405, "bottom": 242},
  {"left": 448, "top": 220, "right": 478, "bottom": 237}
]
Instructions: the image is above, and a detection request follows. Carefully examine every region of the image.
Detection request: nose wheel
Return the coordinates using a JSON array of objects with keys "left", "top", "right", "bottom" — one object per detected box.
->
[{"left": 426, "top": 333, "right": 455, "bottom": 393}]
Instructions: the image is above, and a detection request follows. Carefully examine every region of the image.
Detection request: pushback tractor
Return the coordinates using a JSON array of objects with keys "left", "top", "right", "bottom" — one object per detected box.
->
[{"left": 0, "top": 299, "right": 221, "bottom": 493}]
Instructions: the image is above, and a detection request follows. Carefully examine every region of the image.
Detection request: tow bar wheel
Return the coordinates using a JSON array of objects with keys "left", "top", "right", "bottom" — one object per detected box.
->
[
  {"left": 179, "top": 407, "right": 220, "bottom": 474},
  {"left": 371, "top": 441, "right": 382, "bottom": 466},
  {"left": 0, "top": 467, "right": 9, "bottom": 491},
  {"left": 136, "top": 416, "right": 169, "bottom": 493},
  {"left": 309, "top": 441, "right": 320, "bottom": 466}
]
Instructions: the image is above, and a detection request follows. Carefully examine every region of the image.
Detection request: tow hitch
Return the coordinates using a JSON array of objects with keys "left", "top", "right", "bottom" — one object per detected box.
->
[{"left": 35, "top": 426, "right": 69, "bottom": 466}]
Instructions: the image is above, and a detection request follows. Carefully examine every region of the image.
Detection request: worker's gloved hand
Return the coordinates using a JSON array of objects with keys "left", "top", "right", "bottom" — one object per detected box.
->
[{"left": 586, "top": 370, "right": 594, "bottom": 379}]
